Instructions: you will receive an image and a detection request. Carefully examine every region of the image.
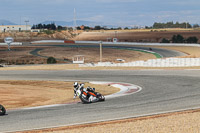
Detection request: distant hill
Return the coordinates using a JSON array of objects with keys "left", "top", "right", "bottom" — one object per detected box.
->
[
  {"left": 41, "top": 20, "right": 103, "bottom": 27},
  {"left": 0, "top": 19, "right": 17, "bottom": 25},
  {"left": 0, "top": 19, "right": 118, "bottom": 28}
]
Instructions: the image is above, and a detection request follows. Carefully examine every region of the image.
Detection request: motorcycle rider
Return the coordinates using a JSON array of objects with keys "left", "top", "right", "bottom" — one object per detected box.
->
[
  {"left": 73, "top": 82, "right": 98, "bottom": 102},
  {"left": 73, "top": 82, "right": 84, "bottom": 99}
]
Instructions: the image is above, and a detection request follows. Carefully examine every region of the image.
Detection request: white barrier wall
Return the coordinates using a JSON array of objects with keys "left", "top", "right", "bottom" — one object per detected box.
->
[
  {"left": 0, "top": 42, "right": 22, "bottom": 45},
  {"left": 80, "top": 58, "right": 200, "bottom": 67},
  {"left": 76, "top": 41, "right": 200, "bottom": 67}
]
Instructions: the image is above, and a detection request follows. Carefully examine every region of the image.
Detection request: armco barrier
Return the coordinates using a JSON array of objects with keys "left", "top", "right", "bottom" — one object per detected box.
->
[
  {"left": 0, "top": 42, "right": 22, "bottom": 45},
  {"left": 80, "top": 58, "right": 200, "bottom": 67},
  {"left": 31, "top": 40, "right": 64, "bottom": 43},
  {"left": 30, "top": 40, "right": 200, "bottom": 47}
]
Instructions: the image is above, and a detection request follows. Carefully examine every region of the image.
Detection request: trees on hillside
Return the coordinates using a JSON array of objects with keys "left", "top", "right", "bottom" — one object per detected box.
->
[
  {"left": 172, "top": 34, "right": 185, "bottom": 43},
  {"left": 161, "top": 34, "right": 198, "bottom": 43},
  {"left": 153, "top": 22, "right": 192, "bottom": 29},
  {"left": 32, "top": 23, "right": 60, "bottom": 30},
  {"left": 161, "top": 38, "right": 170, "bottom": 43},
  {"left": 186, "top": 37, "right": 198, "bottom": 43}
]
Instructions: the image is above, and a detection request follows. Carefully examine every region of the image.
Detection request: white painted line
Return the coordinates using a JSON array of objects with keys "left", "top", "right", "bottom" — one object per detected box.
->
[
  {"left": 22, "top": 104, "right": 64, "bottom": 110},
  {"left": 90, "top": 81, "right": 142, "bottom": 99}
]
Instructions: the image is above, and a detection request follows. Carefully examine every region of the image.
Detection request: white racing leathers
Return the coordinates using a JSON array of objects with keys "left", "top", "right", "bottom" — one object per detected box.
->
[{"left": 74, "top": 84, "right": 99, "bottom": 103}]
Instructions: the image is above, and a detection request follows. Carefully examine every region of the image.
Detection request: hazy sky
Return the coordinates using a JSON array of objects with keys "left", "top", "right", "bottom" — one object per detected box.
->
[{"left": 0, "top": 0, "right": 200, "bottom": 26}]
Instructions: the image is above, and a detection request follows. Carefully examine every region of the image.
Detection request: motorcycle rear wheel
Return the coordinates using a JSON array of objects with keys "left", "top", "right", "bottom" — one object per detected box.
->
[{"left": 0, "top": 105, "right": 6, "bottom": 116}]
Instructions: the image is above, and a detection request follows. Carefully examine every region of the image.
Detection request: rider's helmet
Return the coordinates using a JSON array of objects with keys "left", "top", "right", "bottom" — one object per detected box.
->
[
  {"left": 92, "top": 88, "right": 95, "bottom": 91},
  {"left": 74, "top": 82, "right": 79, "bottom": 90}
]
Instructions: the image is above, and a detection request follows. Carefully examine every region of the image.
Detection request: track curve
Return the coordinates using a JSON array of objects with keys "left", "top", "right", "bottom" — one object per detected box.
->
[
  {"left": 0, "top": 70, "right": 200, "bottom": 132},
  {"left": 31, "top": 44, "right": 186, "bottom": 59}
]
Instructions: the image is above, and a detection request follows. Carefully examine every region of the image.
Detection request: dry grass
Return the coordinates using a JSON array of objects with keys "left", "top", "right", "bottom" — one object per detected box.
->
[
  {"left": 0, "top": 44, "right": 156, "bottom": 65},
  {"left": 0, "top": 46, "right": 49, "bottom": 64},
  {"left": 75, "top": 30, "right": 200, "bottom": 43},
  {"left": 40, "top": 47, "right": 156, "bottom": 63},
  {"left": 79, "top": 28, "right": 197, "bottom": 33},
  {"left": 0, "top": 80, "right": 119, "bottom": 109}
]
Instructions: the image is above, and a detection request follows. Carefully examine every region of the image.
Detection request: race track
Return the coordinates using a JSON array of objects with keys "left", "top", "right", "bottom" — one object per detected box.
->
[
  {"left": 0, "top": 70, "right": 200, "bottom": 132},
  {"left": 32, "top": 44, "right": 186, "bottom": 58}
]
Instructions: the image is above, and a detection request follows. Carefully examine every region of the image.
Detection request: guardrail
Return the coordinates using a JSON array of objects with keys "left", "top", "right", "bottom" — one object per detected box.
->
[
  {"left": 30, "top": 40, "right": 200, "bottom": 47},
  {"left": 31, "top": 40, "right": 64, "bottom": 43},
  {"left": 0, "top": 42, "right": 22, "bottom": 45}
]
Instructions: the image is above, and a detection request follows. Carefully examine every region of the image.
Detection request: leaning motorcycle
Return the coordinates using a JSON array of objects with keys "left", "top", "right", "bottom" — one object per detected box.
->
[
  {"left": 76, "top": 89, "right": 105, "bottom": 104},
  {"left": 0, "top": 104, "right": 6, "bottom": 116}
]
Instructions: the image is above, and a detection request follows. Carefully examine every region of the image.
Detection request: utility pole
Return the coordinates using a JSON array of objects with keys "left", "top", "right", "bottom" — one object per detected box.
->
[
  {"left": 25, "top": 20, "right": 29, "bottom": 31},
  {"left": 20, "top": 16, "right": 21, "bottom": 25},
  {"left": 186, "top": 22, "right": 188, "bottom": 29},
  {"left": 73, "top": 8, "right": 77, "bottom": 34},
  {"left": 100, "top": 41, "right": 102, "bottom": 62}
]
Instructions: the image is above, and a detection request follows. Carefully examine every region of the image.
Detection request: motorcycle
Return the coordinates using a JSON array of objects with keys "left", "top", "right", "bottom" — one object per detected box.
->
[
  {"left": 0, "top": 104, "right": 6, "bottom": 116},
  {"left": 76, "top": 88, "right": 105, "bottom": 104}
]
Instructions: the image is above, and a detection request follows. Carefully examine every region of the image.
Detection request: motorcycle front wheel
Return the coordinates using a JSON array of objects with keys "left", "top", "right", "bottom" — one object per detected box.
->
[{"left": 0, "top": 105, "right": 6, "bottom": 115}]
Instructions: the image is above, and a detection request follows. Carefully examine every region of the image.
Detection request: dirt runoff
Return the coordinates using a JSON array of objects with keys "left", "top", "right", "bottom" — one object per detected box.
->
[
  {"left": 40, "top": 46, "right": 156, "bottom": 63},
  {"left": 0, "top": 80, "right": 119, "bottom": 109},
  {"left": 75, "top": 30, "right": 200, "bottom": 43}
]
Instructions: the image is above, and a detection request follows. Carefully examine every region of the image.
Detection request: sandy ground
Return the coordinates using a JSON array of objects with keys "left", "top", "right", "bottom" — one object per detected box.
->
[{"left": 0, "top": 80, "right": 119, "bottom": 109}]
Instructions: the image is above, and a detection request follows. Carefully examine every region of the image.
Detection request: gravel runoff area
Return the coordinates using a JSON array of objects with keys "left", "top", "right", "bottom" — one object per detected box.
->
[{"left": 0, "top": 80, "right": 119, "bottom": 110}]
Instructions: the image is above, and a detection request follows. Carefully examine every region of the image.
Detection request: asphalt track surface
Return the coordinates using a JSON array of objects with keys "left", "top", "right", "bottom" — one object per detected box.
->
[
  {"left": 0, "top": 70, "right": 200, "bottom": 132},
  {"left": 0, "top": 46, "right": 192, "bottom": 132},
  {"left": 30, "top": 44, "right": 187, "bottom": 60}
]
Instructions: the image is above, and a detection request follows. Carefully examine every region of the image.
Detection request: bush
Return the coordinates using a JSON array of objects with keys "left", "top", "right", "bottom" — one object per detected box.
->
[
  {"left": 186, "top": 36, "right": 198, "bottom": 43},
  {"left": 161, "top": 38, "right": 170, "bottom": 43},
  {"left": 171, "top": 35, "right": 198, "bottom": 44},
  {"left": 43, "top": 30, "right": 55, "bottom": 35},
  {"left": 172, "top": 34, "right": 185, "bottom": 43},
  {"left": 47, "top": 57, "right": 57, "bottom": 64}
]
